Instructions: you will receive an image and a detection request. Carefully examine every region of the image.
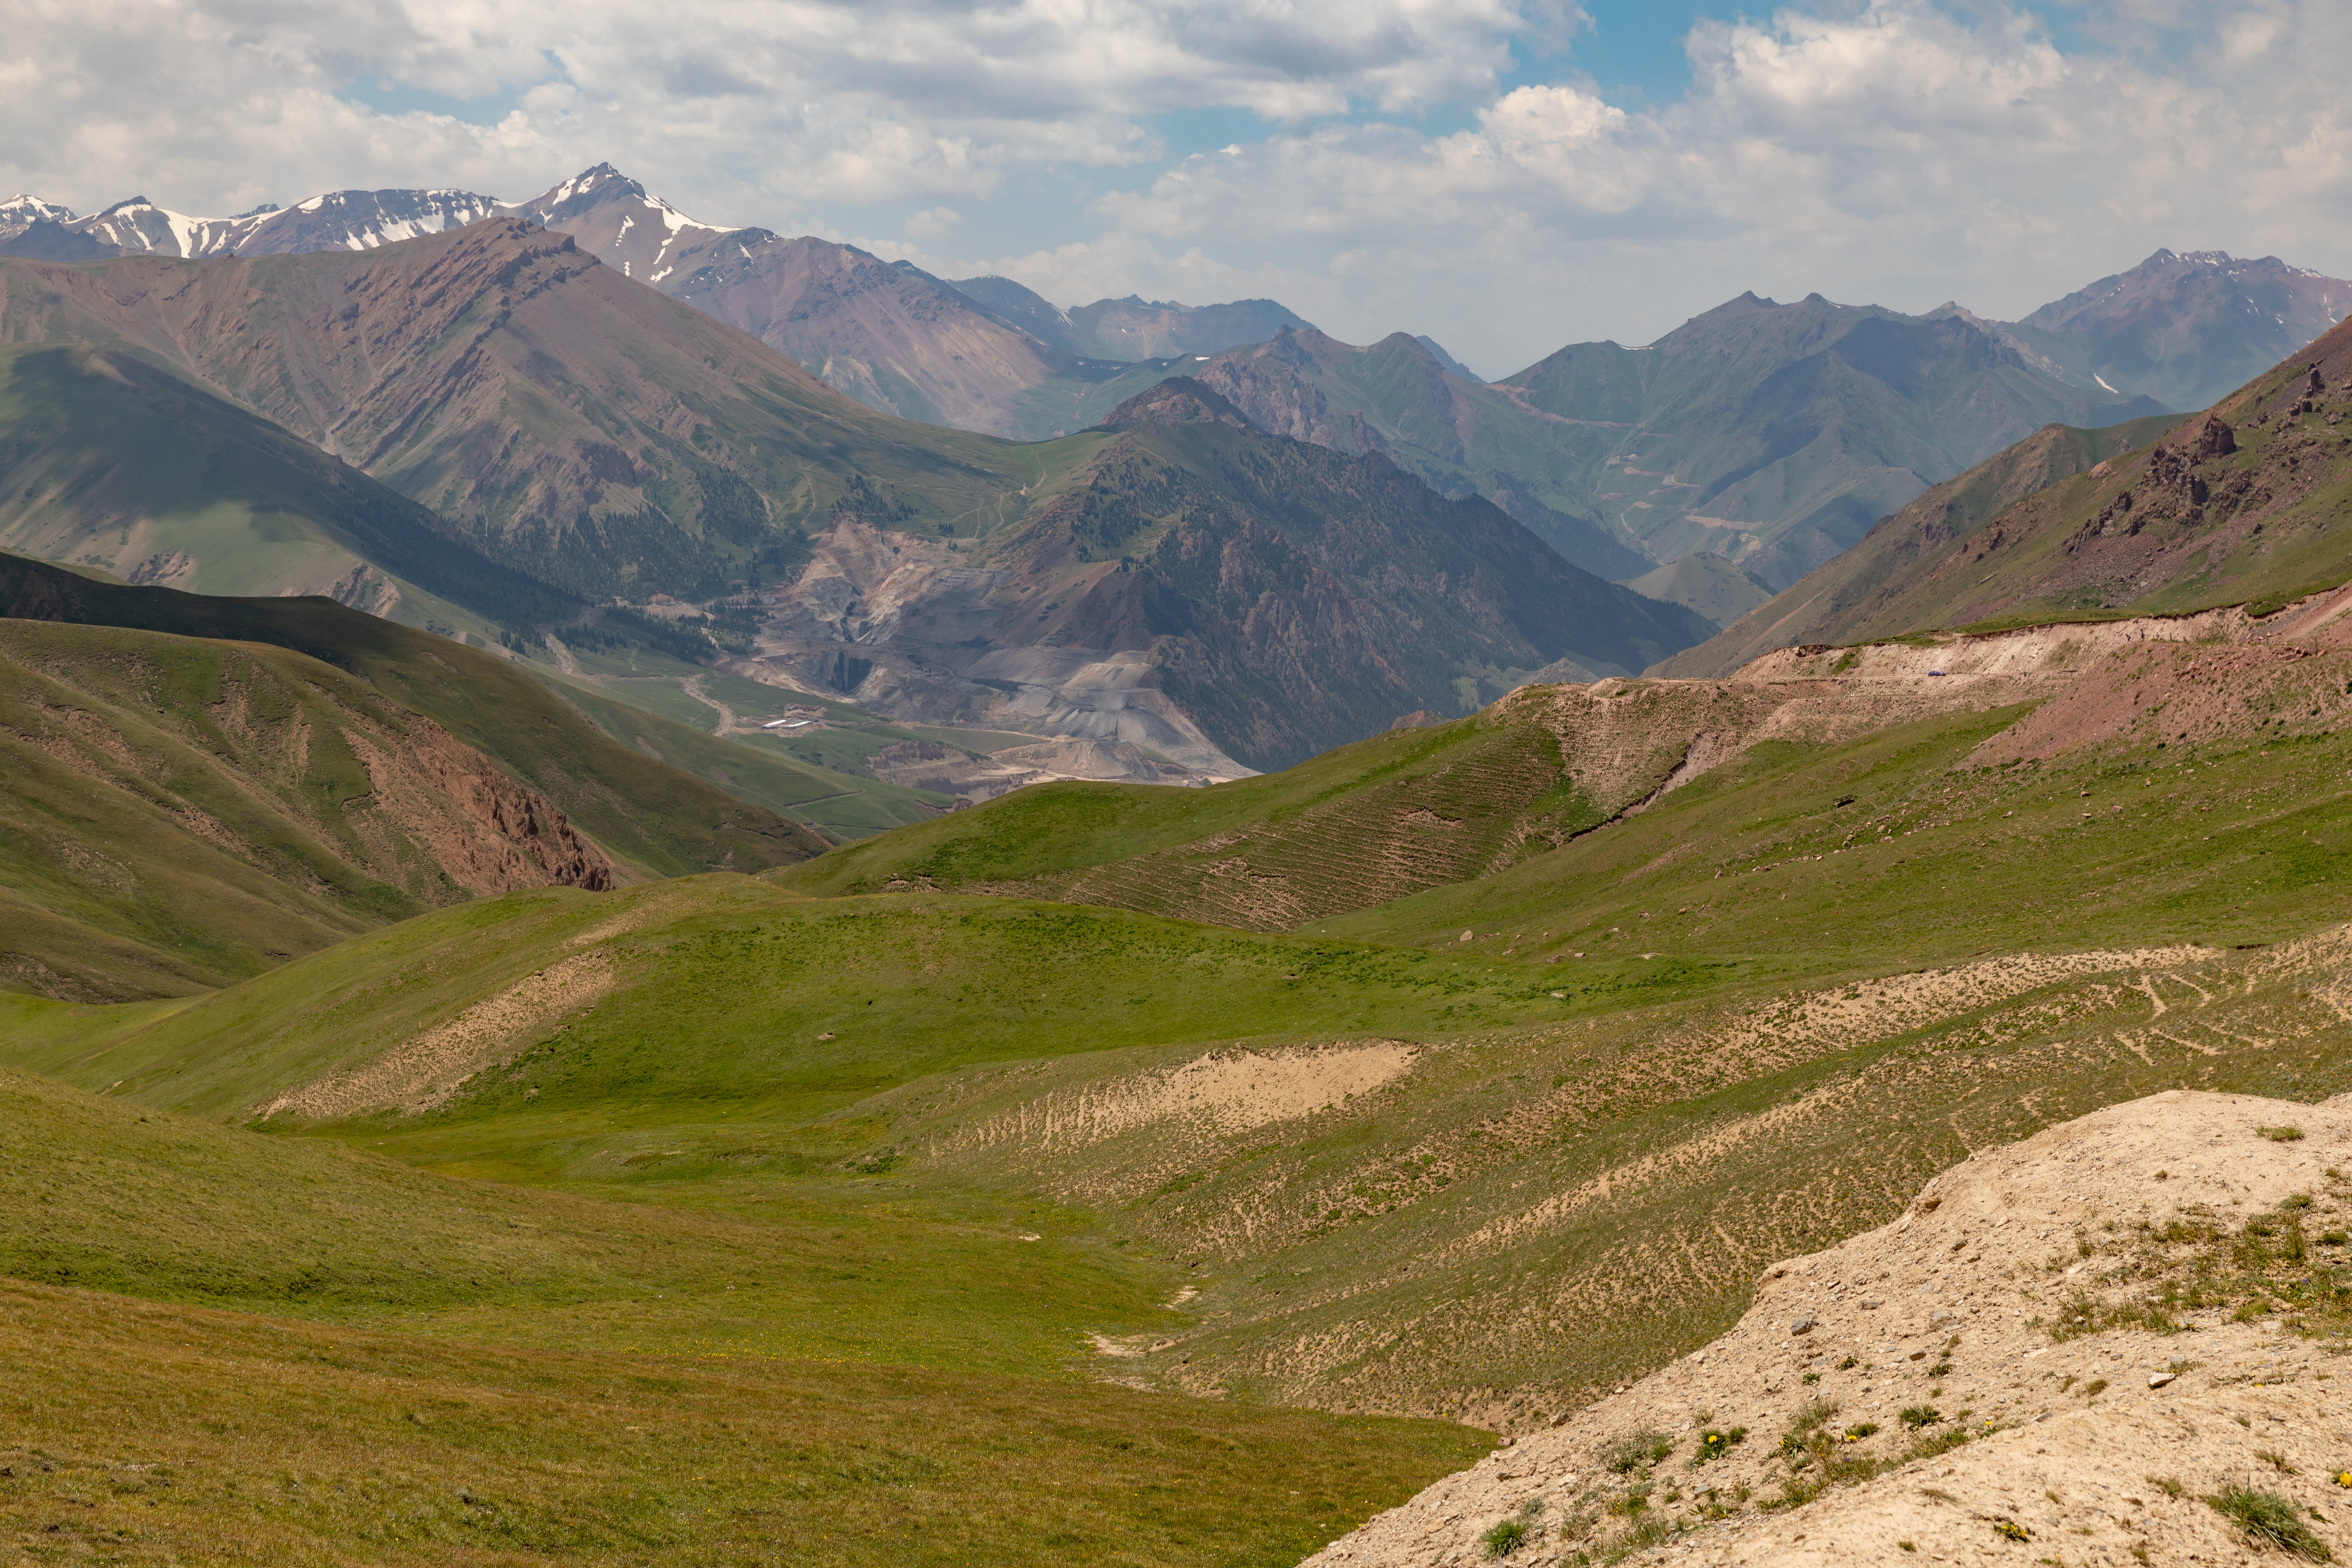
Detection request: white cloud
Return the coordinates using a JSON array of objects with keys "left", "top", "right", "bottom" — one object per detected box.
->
[
  {"left": 905, "top": 205, "right": 963, "bottom": 242},
  {"left": 0, "top": 0, "right": 1561, "bottom": 219},
  {"left": 1054, "top": 1, "right": 2352, "bottom": 374},
  {"left": 4, "top": 0, "right": 2348, "bottom": 383}
]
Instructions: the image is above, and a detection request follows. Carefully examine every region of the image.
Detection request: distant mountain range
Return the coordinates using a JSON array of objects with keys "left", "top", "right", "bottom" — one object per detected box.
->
[
  {"left": 0, "top": 169, "right": 1315, "bottom": 442},
  {"left": 0, "top": 220, "right": 1702, "bottom": 772},
  {"left": 1656, "top": 311, "right": 2352, "bottom": 677},
  {"left": 10, "top": 170, "right": 2340, "bottom": 592},
  {"left": 1984, "top": 250, "right": 2350, "bottom": 412}
]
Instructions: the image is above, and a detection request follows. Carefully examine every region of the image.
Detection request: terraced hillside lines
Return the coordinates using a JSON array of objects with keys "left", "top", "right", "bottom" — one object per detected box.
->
[
  {"left": 1057, "top": 718, "right": 1597, "bottom": 930},
  {"left": 0, "top": 619, "right": 611, "bottom": 1001},
  {"left": 875, "top": 931, "right": 2352, "bottom": 1434},
  {"left": 825, "top": 715, "right": 2352, "bottom": 1428},
  {"left": 0, "top": 552, "right": 835, "bottom": 879},
  {"left": 1662, "top": 315, "right": 2352, "bottom": 677}
]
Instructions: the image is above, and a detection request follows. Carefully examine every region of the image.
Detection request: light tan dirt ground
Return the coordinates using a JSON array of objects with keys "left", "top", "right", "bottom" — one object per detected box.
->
[
  {"left": 1306, "top": 1090, "right": 2352, "bottom": 1567},
  {"left": 256, "top": 950, "right": 614, "bottom": 1119}
]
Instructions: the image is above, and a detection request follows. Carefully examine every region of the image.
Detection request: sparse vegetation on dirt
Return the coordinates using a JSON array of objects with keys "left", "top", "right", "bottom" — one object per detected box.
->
[
  {"left": 1604, "top": 1431, "right": 1675, "bottom": 1474},
  {"left": 2208, "top": 1484, "right": 2333, "bottom": 1561}
]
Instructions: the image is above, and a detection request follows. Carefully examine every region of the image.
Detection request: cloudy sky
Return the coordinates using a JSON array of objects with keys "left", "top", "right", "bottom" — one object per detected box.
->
[{"left": 7, "top": 1, "right": 2346, "bottom": 375}]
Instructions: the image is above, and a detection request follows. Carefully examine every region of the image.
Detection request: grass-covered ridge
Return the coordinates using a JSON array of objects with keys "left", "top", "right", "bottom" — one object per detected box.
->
[
  {"left": 774, "top": 708, "right": 1571, "bottom": 908},
  {"left": 18, "top": 692, "right": 2352, "bottom": 1427}
]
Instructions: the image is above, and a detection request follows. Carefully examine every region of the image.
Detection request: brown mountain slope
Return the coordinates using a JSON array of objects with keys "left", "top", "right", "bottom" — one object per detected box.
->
[
  {"left": 0, "top": 219, "right": 1021, "bottom": 601},
  {"left": 738, "top": 380, "right": 1715, "bottom": 774},
  {"left": 0, "top": 618, "right": 610, "bottom": 1001},
  {"left": 1998, "top": 247, "right": 2352, "bottom": 411},
  {"left": 0, "top": 551, "right": 831, "bottom": 879},
  {"left": 1655, "top": 315, "right": 2352, "bottom": 677},
  {"left": 1064, "top": 294, "right": 1314, "bottom": 359},
  {"left": 1654, "top": 414, "right": 2179, "bottom": 676},
  {"left": 660, "top": 233, "right": 1104, "bottom": 435},
  {"left": 499, "top": 165, "right": 1130, "bottom": 438}
]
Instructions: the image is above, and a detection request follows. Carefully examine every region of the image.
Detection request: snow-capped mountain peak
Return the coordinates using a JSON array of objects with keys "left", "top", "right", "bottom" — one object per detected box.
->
[
  {"left": 497, "top": 165, "right": 726, "bottom": 282},
  {"left": 0, "top": 195, "right": 76, "bottom": 227}
]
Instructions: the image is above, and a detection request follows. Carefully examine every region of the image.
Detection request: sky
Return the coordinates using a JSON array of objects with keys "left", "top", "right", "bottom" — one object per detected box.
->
[{"left": 6, "top": 0, "right": 2348, "bottom": 377}]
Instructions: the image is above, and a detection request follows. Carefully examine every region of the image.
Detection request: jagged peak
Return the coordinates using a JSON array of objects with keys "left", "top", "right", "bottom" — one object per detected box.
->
[
  {"left": 539, "top": 163, "right": 648, "bottom": 208},
  {"left": 1, "top": 195, "right": 75, "bottom": 221},
  {"left": 1095, "top": 376, "right": 1253, "bottom": 433}
]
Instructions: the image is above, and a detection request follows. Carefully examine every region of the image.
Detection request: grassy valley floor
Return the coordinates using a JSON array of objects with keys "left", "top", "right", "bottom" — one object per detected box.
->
[{"left": 9, "top": 666, "right": 2352, "bottom": 1561}]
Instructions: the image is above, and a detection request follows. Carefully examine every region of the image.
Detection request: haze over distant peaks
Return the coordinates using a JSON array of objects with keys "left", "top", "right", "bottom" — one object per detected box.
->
[{"left": 1991, "top": 247, "right": 2351, "bottom": 412}]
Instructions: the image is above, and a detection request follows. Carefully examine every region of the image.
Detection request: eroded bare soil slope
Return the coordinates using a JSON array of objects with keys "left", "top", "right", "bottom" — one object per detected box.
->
[{"left": 1312, "top": 1089, "right": 2352, "bottom": 1567}]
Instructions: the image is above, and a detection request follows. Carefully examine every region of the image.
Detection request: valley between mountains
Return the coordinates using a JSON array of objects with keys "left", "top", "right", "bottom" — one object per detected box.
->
[{"left": 8, "top": 164, "right": 2352, "bottom": 1568}]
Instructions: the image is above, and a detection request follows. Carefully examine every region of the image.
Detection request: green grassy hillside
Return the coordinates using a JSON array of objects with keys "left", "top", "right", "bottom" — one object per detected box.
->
[
  {"left": 0, "top": 552, "right": 839, "bottom": 877},
  {"left": 0, "top": 1063, "right": 1483, "bottom": 1566},
  {"left": 774, "top": 701, "right": 1604, "bottom": 923},
  {"left": 775, "top": 659, "right": 2053, "bottom": 931},
  {"left": 7, "top": 878, "right": 1606, "bottom": 1133},
  {"left": 18, "top": 657, "right": 2352, "bottom": 1421}
]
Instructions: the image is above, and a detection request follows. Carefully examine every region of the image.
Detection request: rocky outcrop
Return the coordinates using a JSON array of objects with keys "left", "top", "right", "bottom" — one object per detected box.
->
[{"left": 340, "top": 716, "right": 612, "bottom": 894}]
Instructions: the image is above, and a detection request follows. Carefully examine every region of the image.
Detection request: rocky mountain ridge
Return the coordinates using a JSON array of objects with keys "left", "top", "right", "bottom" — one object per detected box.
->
[
  {"left": 0, "top": 217, "right": 1023, "bottom": 603},
  {"left": 0, "top": 167, "right": 1316, "bottom": 441},
  {"left": 1995, "top": 248, "right": 2349, "bottom": 412},
  {"left": 727, "top": 378, "right": 1712, "bottom": 773},
  {"left": 1659, "top": 311, "right": 2352, "bottom": 677}
]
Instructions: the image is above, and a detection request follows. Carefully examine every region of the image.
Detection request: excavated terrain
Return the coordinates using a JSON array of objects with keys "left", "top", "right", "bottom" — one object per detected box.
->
[{"left": 1308, "top": 1090, "right": 2352, "bottom": 1567}]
